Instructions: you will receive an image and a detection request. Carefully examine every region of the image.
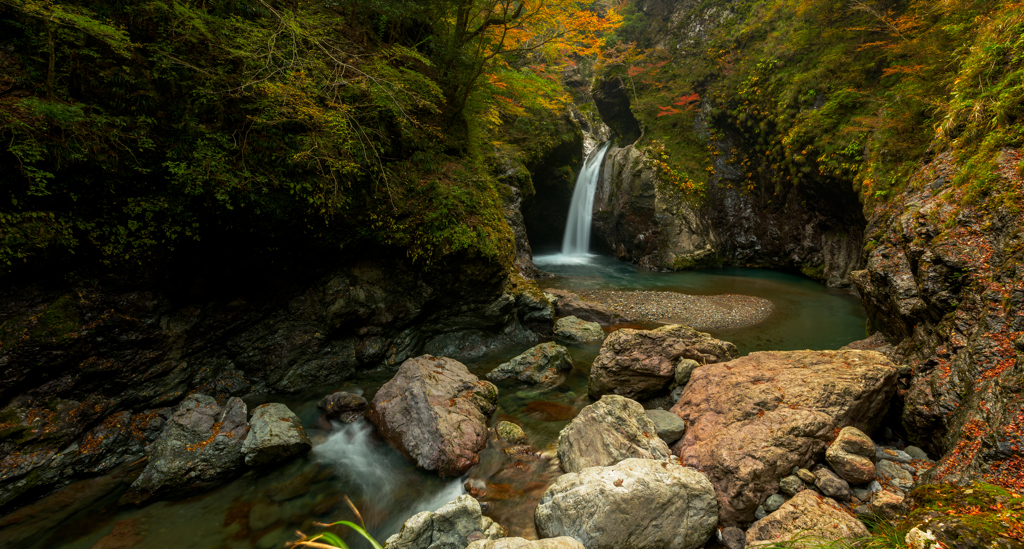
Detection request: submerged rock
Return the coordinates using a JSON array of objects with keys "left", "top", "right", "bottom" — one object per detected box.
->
[
  {"left": 317, "top": 392, "right": 367, "bottom": 423},
  {"left": 486, "top": 342, "right": 573, "bottom": 385},
  {"left": 367, "top": 355, "right": 499, "bottom": 476},
  {"left": 495, "top": 421, "right": 528, "bottom": 445},
  {"left": 746, "top": 490, "right": 869, "bottom": 546},
  {"left": 385, "top": 494, "right": 505, "bottom": 549},
  {"left": 557, "top": 395, "right": 669, "bottom": 473},
  {"left": 535, "top": 458, "right": 718, "bottom": 549},
  {"left": 589, "top": 325, "right": 738, "bottom": 400},
  {"left": 122, "top": 394, "right": 248, "bottom": 503},
  {"left": 671, "top": 350, "right": 899, "bottom": 525},
  {"left": 243, "top": 403, "right": 311, "bottom": 468},
  {"left": 554, "top": 316, "right": 604, "bottom": 342}
]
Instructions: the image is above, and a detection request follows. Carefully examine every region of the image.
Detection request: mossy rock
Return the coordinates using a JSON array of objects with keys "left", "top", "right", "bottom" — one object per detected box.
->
[
  {"left": 0, "top": 295, "right": 82, "bottom": 350},
  {"left": 904, "top": 483, "right": 1024, "bottom": 549}
]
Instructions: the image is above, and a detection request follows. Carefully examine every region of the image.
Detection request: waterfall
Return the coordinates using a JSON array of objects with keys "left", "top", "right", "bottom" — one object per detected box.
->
[{"left": 561, "top": 141, "right": 611, "bottom": 256}]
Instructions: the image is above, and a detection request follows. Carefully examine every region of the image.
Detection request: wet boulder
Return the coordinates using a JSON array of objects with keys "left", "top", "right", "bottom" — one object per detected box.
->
[
  {"left": 367, "top": 355, "right": 499, "bottom": 476},
  {"left": 589, "top": 325, "right": 738, "bottom": 400},
  {"left": 825, "top": 426, "right": 877, "bottom": 484},
  {"left": 535, "top": 458, "right": 718, "bottom": 549},
  {"left": 746, "top": 490, "right": 869, "bottom": 546},
  {"left": 385, "top": 494, "right": 505, "bottom": 549},
  {"left": 545, "top": 289, "right": 624, "bottom": 325},
  {"left": 486, "top": 342, "right": 573, "bottom": 385},
  {"left": 554, "top": 316, "right": 604, "bottom": 342},
  {"left": 671, "top": 350, "right": 899, "bottom": 525},
  {"left": 122, "top": 394, "right": 248, "bottom": 503},
  {"left": 243, "top": 403, "right": 312, "bottom": 468},
  {"left": 557, "top": 395, "right": 669, "bottom": 473},
  {"left": 317, "top": 392, "right": 367, "bottom": 423}
]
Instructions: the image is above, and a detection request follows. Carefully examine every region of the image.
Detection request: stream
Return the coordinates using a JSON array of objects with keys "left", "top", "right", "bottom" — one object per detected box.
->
[{"left": 5, "top": 255, "right": 867, "bottom": 549}]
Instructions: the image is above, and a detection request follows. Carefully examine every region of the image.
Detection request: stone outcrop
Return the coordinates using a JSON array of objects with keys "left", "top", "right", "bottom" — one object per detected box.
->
[
  {"left": 592, "top": 77, "right": 642, "bottom": 145},
  {"left": 486, "top": 342, "right": 573, "bottom": 385},
  {"left": 670, "top": 350, "right": 899, "bottom": 525},
  {"left": 589, "top": 325, "right": 738, "bottom": 400},
  {"left": 384, "top": 495, "right": 505, "bottom": 549},
  {"left": 535, "top": 458, "right": 718, "bottom": 549},
  {"left": 557, "top": 395, "right": 670, "bottom": 473},
  {"left": 122, "top": 394, "right": 248, "bottom": 503},
  {"left": 0, "top": 255, "right": 548, "bottom": 510},
  {"left": 367, "top": 356, "right": 499, "bottom": 476},
  {"left": 317, "top": 391, "right": 368, "bottom": 423},
  {"left": 746, "top": 490, "right": 869, "bottom": 546},
  {"left": 553, "top": 316, "right": 604, "bottom": 343},
  {"left": 242, "top": 403, "right": 311, "bottom": 468},
  {"left": 545, "top": 290, "right": 623, "bottom": 325}
]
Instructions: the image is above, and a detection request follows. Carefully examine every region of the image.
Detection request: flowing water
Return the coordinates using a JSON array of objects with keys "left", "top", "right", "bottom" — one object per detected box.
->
[{"left": 560, "top": 142, "right": 611, "bottom": 256}]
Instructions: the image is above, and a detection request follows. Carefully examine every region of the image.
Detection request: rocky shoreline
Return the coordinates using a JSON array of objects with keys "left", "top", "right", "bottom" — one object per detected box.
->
[{"left": 553, "top": 289, "right": 774, "bottom": 330}]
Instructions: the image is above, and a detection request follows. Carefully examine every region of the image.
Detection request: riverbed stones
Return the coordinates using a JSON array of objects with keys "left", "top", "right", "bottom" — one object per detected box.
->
[
  {"left": 870, "top": 490, "right": 905, "bottom": 517},
  {"left": 813, "top": 467, "right": 852, "bottom": 501},
  {"left": 675, "top": 358, "right": 701, "bottom": 387},
  {"left": 779, "top": 475, "right": 805, "bottom": 496},
  {"left": 557, "top": 395, "right": 670, "bottom": 473},
  {"left": 589, "top": 325, "right": 738, "bottom": 400},
  {"left": 645, "top": 409, "right": 686, "bottom": 444},
  {"left": 496, "top": 421, "right": 528, "bottom": 445},
  {"left": 554, "top": 316, "right": 604, "bottom": 342},
  {"left": 467, "top": 538, "right": 585, "bottom": 549},
  {"left": 243, "top": 403, "right": 312, "bottom": 468},
  {"left": 122, "top": 394, "right": 249, "bottom": 503},
  {"left": 384, "top": 494, "right": 505, "bottom": 549},
  {"left": 535, "top": 458, "right": 718, "bottom": 549},
  {"left": 367, "top": 355, "right": 499, "bottom": 476},
  {"left": 670, "top": 350, "right": 900, "bottom": 525},
  {"left": 825, "top": 426, "right": 877, "bottom": 484},
  {"left": 486, "top": 342, "right": 573, "bottom": 385},
  {"left": 545, "top": 289, "right": 623, "bottom": 325},
  {"left": 746, "top": 490, "right": 869, "bottom": 546},
  {"left": 876, "top": 459, "right": 915, "bottom": 491},
  {"left": 317, "top": 392, "right": 367, "bottom": 423}
]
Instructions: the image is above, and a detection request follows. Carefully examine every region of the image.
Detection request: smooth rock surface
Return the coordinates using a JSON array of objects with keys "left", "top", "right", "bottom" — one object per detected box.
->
[
  {"left": 814, "top": 468, "right": 852, "bottom": 502},
  {"left": 535, "top": 458, "right": 718, "bottom": 549},
  {"left": 746, "top": 491, "right": 869, "bottom": 546},
  {"left": 557, "top": 395, "right": 669, "bottom": 473},
  {"left": 467, "top": 538, "right": 585, "bottom": 549},
  {"left": 317, "top": 392, "right": 367, "bottom": 423},
  {"left": 554, "top": 316, "right": 604, "bottom": 342},
  {"left": 123, "top": 395, "right": 248, "bottom": 503},
  {"left": 243, "top": 403, "right": 311, "bottom": 468},
  {"left": 764, "top": 493, "right": 786, "bottom": 513},
  {"left": 645, "top": 409, "right": 686, "bottom": 444},
  {"left": 496, "top": 421, "right": 528, "bottom": 445},
  {"left": 671, "top": 350, "right": 899, "bottom": 525},
  {"left": 367, "top": 355, "right": 499, "bottom": 476},
  {"left": 675, "top": 358, "right": 701, "bottom": 387},
  {"left": 384, "top": 495, "right": 505, "bottom": 549},
  {"left": 826, "top": 426, "right": 877, "bottom": 484},
  {"left": 589, "top": 325, "right": 738, "bottom": 400},
  {"left": 870, "top": 490, "right": 904, "bottom": 517},
  {"left": 486, "top": 342, "right": 573, "bottom": 384}
]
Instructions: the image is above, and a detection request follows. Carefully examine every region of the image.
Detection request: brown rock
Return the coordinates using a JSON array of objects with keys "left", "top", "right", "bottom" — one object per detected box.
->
[
  {"left": 91, "top": 519, "right": 144, "bottom": 549},
  {"left": 367, "top": 355, "right": 498, "bottom": 476},
  {"left": 825, "top": 426, "right": 877, "bottom": 484},
  {"left": 589, "top": 325, "right": 738, "bottom": 400},
  {"left": 869, "top": 490, "right": 904, "bottom": 517},
  {"left": 746, "top": 490, "right": 869, "bottom": 546},
  {"left": 523, "top": 401, "right": 577, "bottom": 421},
  {"left": 317, "top": 392, "right": 368, "bottom": 423},
  {"left": 546, "top": 289, "right": 624, "bottom": 325},
  {"left": 670, "top": 350, "right": 899, "bottom": 525}
]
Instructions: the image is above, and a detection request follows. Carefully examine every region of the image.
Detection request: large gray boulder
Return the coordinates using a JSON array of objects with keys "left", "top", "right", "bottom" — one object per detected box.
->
[
  {"left": 554, "top": 316, "right": 604, "bottom": 342},
  {"left": 671, "top": 350, "right": 899, "bottom": 525},
  {"left": 825, "top": 426, "right": 877, "bottom": 484},
  {"left": 468, "top": 538, "right": 584, "bottom": 549},
  {"left": 384, "top": 495, "right": 505, "bottom": 549},
  {"left": 242, "top": 403, "right": 312, "bottom": 467},
  {"left": 746, "top": 490, "right": 869, "bottom": 546},
  {"left": 122, "top": 394, "right": 248, "bottom": 503},
  {"left": 589, "top": 325, "right": 738, "bottom": 400},
  {"left": 557, "top": 395, "right": 669, "bottom": 473},
  {"left": 486, "top": 342, "right": 573, "bottom": 384},
  {"left": 367, "top": 355, "right": 499, "bottom": 476},
  {"left": 535, "top": 458, "right": 718, "bottom": 549}
]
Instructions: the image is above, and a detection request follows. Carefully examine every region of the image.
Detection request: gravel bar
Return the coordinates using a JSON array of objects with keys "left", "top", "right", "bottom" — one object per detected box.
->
[{"left": 574, "top": 290, "right": 774, "bottom": 330}]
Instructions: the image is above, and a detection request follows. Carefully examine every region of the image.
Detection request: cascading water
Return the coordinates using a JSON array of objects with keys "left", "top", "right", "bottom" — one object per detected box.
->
[{"left": 560, "top": 141, "right": 611, "bottom": 256}]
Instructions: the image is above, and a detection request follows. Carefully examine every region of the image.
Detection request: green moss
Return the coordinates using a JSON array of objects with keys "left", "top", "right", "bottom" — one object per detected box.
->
[
  {"left": 906, "top": 483, "right": 1024, "bottom": 545},
  {"left": 801, "top": 263, "right": 827, "bottom": 282},
  {"left": 0, "top": 295, "right": 81, "bottom": 350}
]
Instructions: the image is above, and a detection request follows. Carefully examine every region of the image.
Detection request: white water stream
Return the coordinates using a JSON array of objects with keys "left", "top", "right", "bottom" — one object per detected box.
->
[{"left": 559, "top": 142, "right": 611, "bottom": 257}]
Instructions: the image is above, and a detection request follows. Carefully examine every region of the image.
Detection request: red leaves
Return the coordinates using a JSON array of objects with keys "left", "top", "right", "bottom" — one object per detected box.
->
[{"left": 656, "top": 93, "right": 701, "bottom": 117}]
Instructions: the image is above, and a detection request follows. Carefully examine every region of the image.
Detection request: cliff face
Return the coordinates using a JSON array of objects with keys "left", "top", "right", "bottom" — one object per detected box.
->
[{"left": 853, "top": 150, "right": 1024, "bottom": 488}]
